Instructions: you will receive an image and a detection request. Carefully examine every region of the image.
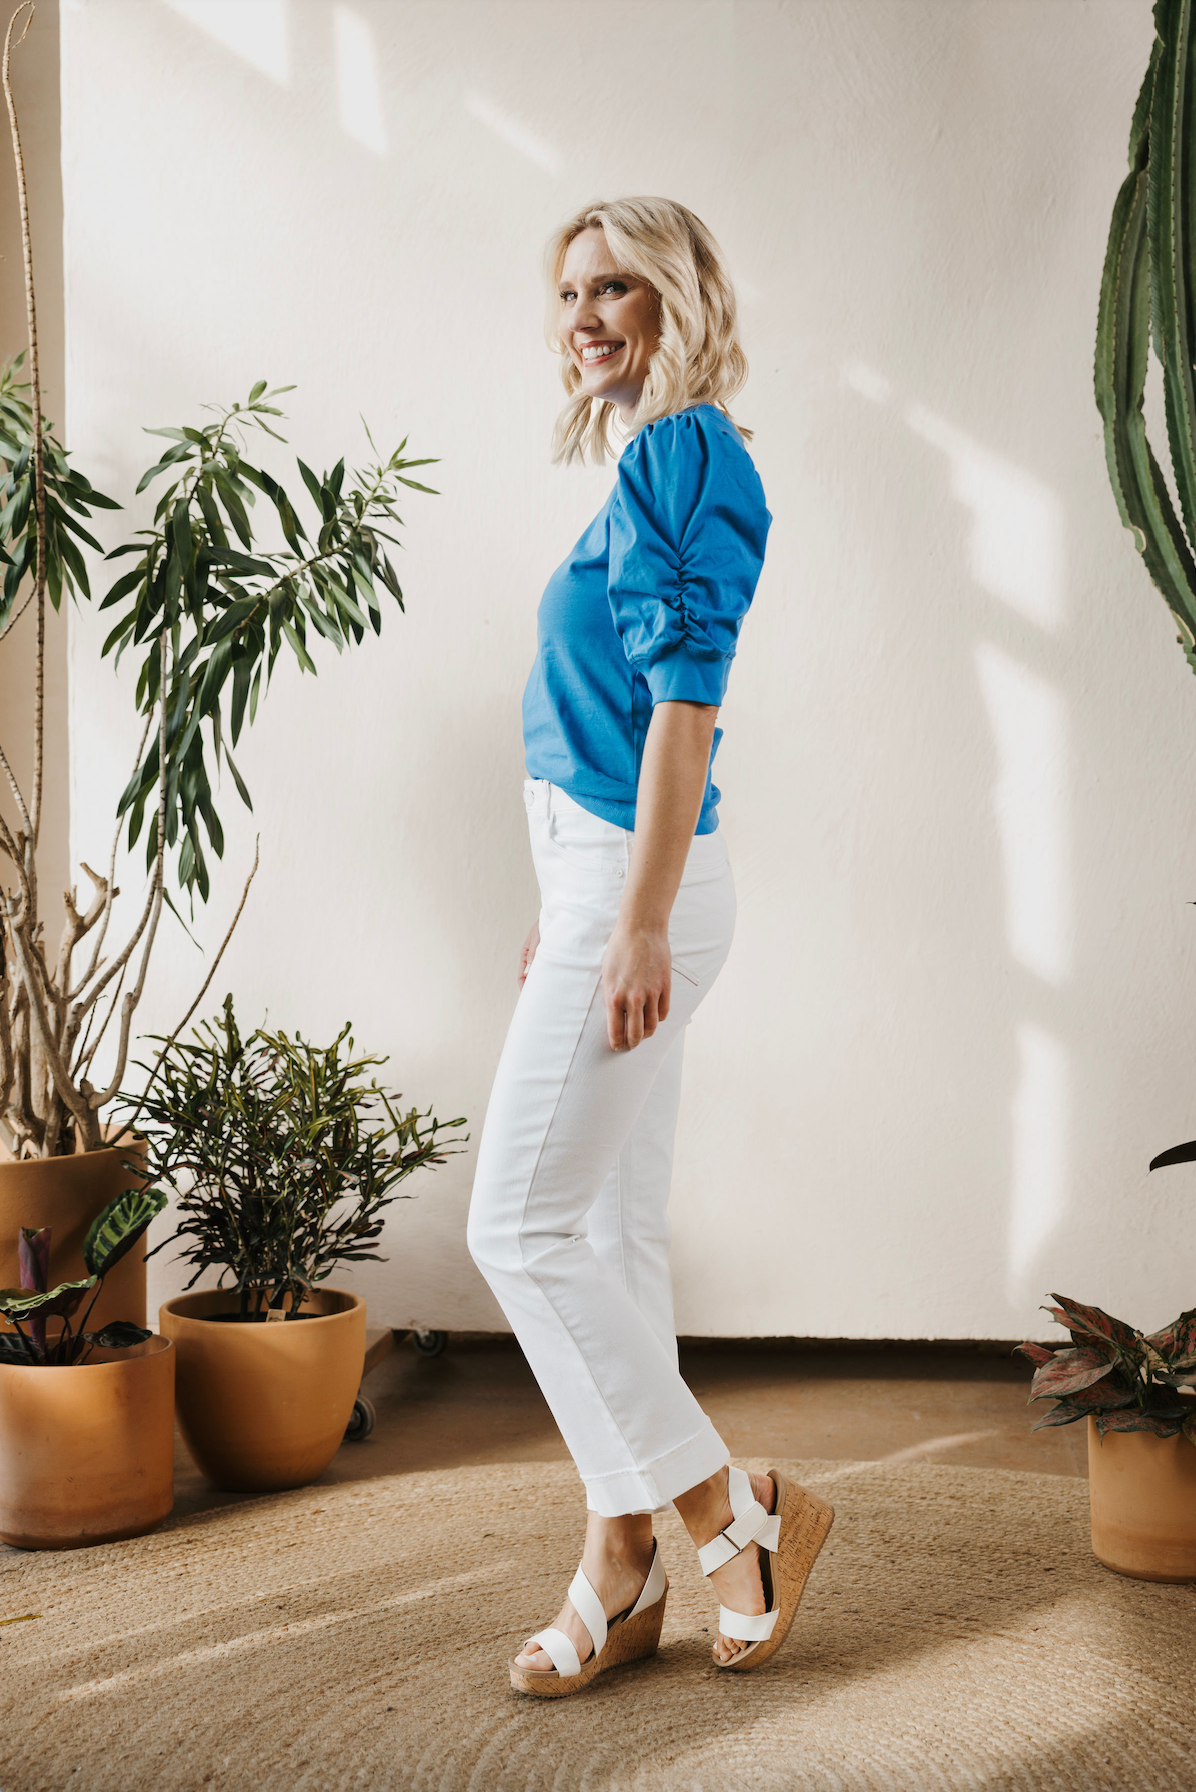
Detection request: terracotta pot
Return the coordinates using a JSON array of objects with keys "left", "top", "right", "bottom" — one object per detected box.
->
[
  {"left": 0, "top": 1334, "right": 174, "bottom": 1549},
  {"left": 159, "top": 1288, "right": 366, "bottom": 1493},
  {"left": 0, "top": 1138, "right": 148, "bottom": 1335},
  {"left": 1087, "top": 1415, "right": 1196, "bottom": 1581}
]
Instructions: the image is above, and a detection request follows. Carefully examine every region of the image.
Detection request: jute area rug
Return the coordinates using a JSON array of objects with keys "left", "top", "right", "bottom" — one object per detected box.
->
[{"left": 0, "top": 1457, "right": 1192, "bottom": 1792}]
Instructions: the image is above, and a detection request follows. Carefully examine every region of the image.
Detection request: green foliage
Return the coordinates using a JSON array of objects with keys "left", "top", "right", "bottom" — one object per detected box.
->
[
  {"left": 0, "top": 353, "right": 120, "bottom": 630},
  {"left": 130, "top": 994, "right": 467, "bottom": 1316},
  {"left": 98, "top": 384, "right": 437, "bottom": 899},
  {"left": 0, "top": 1277, "right": 96, "bottom": 1323},
  {"left": 1016, "top": 1294, "right": 1196, "bottom": 1440},
  {"left": 90, "top": 1321, "right": 152, "bottom": 1350},
  {"left": 82, "top": 1187, "right": 168, "bottom": 1278},
  {"left": 1096, "top": 3, "right": 1196, "bottom": 673}
]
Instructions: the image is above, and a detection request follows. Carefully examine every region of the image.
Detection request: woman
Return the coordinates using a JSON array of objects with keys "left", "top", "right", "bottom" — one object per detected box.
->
[{"left": 467, "top": 197, "right": 833, "bottom": 1696}]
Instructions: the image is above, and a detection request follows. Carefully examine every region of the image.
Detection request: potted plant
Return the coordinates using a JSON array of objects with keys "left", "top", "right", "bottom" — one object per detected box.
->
[
  {"left": 138, "top": 996, "right": 465, "bottom": 1492},
  {"left": 0, "top": 8, "right": 435, "bottom": 1329},
  {"left": 1018, "top": 1294, "right": 1196, "bottom": 1582},
  {"left": 0, "top": 1184, "right": 172, "bottom": 1547}
]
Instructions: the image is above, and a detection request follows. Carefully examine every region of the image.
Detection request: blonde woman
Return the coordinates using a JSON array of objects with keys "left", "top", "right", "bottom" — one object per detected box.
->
[{"left": 468, "top": 198, "right": 834, "bottom": 1696}]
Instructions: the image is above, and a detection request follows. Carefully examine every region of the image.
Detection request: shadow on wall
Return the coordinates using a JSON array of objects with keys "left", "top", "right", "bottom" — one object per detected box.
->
[{"left": 842, "top": 357, "right": 1070, "bottom": 1316}]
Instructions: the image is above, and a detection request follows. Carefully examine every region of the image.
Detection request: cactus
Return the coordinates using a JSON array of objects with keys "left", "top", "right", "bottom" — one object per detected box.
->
[{"left": 1096, "top": 3, "right": 1196, "bottom": 675}]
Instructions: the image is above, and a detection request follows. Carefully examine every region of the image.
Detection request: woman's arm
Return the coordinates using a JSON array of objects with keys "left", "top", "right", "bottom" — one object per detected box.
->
[{"left": 601, "top": 699, "right": 719, "bottom": 1050}]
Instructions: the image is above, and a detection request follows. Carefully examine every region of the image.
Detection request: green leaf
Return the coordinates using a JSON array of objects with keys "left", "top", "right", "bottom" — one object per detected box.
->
[
  {"left": 0, "top": 1277, "right": 96, "bottom": 1321},
  {"left": 89, "top": 1321, "right": 153, "bottom": 1350},
  {"left": 222, "top": 742, "right": 253, "bottom": 810},
  {"left": 81, "top": 1187, "right": 168, "bottom": 1278},
  {"left": 213, "top": 469, "right": 253, "bottom": 549},
  {"left": 98, "top": 565, "right": 147, "bottom": 612},
  {"left": 281, "top": 619, "right": 317, "bottom": 674},
  {"left": 136, "top": 444, "right": 194, "bottom": 495}
]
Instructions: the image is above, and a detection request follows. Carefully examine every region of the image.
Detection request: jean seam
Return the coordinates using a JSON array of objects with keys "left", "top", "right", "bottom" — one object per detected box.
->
[{"left": 513, "top": 976, "right": 647, "bottom": 1478}]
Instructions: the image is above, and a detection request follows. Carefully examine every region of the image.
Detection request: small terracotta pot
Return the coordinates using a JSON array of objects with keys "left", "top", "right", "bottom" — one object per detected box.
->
[
  {"left": 0, "top": 1138, "right": 149, "bottom": 1335},
  {"left": 159, "top": 1288, "right": 366, "bottom": 1493},
  {"left": 0, "top": 1334, "right": 174, "bottom": 1549},
  {"left": 1087, "top": 1415, "right": 1196, "bottom": 1581}
]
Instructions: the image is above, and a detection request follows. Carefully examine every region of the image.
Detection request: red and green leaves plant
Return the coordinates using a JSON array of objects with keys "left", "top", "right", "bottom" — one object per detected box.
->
[
  {"left": 1017, "top": 1294, "right": 1196, "bottom": 1441},
  {"left": 0, "top": 1179, "right": 166, "bottom": 1367}
]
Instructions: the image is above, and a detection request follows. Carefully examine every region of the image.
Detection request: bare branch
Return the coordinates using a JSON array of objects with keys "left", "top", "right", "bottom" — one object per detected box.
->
[
  {"left": 6, "top": 916, "right": 90, "bottom": 1140},
  {"left": 123, "top": 835, "right": 259, "bottom": 1132},
  {"left": 73, "top": 951, "right": 126, "bottom": 1076},
  {"left": 3, "top": 4, "right": 48, "bottom": 851},
  {"left": 57, "top": 861, "right": 109, "bottom": 998},
  {"left": 0, "top": 584, "right": 32, "bottom": 644},
  {"left": 0, "top": 734, "right": 30, "bottom": 841}
]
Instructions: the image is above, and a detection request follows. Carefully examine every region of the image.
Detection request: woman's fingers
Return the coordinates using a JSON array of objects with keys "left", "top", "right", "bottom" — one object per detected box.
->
[
  {"left": 518, "top": 918, "right": 541, "bottom": 987},
  {"left": 601, "top": 924, "right": 671, "bottom": 1050},
  {"left": 605, "top": 982, "right": 666, "bottom": 1050}
]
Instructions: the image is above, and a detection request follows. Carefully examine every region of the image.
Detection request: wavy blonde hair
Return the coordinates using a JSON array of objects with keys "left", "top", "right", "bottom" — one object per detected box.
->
[{"left": 546, "top": 197, "right": 750, "bottom": 465}]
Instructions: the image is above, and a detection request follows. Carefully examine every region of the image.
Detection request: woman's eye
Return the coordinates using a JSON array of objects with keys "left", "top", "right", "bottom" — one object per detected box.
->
[{"left": 602, "top": 282, "right": 627, "bottom": 295}]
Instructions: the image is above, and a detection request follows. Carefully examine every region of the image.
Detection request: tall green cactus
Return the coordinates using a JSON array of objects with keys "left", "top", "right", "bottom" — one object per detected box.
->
[{"left": 1097, "top": 2, "right": 1196, "bottom": 675}]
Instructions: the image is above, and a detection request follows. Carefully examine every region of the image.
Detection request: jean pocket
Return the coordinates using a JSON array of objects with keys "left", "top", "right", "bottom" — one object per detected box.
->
[
  {"left": 670, "top": 958, "right": 701, "bottom": 987},
  {"left": 544, "top": 801, "right": 628, "bottom": 873}
]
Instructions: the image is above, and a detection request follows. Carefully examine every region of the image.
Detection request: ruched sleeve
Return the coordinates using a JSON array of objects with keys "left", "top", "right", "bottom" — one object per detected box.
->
[{"left": 607, "top": 408, "right": 771, "bottom": 706}]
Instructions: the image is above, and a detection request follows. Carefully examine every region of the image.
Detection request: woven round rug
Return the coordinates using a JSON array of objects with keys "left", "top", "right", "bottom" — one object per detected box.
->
[{"left": 0, "top": 1456, "right": 1192, "bottom": 1791}]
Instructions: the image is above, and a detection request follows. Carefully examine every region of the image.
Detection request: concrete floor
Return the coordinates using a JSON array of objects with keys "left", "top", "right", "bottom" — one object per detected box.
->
[{"left": 172, "top": 1334, "right": 1086, "bottom": 1521}]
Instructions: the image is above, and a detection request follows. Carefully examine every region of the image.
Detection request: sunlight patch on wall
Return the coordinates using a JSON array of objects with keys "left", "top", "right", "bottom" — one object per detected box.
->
[
  {"left": 975, "top": 642, "right": 1071, "bottom": 986},
  {"left": 907, "top": 406, "right": 1063, "bottom": 633},
  {"left": 464, "top": 91, "right": 561, "bottom": 175},
  {"left": 160, "top": 0, "right": 288, "bottom": 84},
  {"left": 334, "top": 8, "right": 387, "bottom": 156},
  {"left": 842, "top": 360, "right": 893, "bottom": 406},
  {"left": 1007, "top": 1022, "right": 1069, "bottom": 1298}
]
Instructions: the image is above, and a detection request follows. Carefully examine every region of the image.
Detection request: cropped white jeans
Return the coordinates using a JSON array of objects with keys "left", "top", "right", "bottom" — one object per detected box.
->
[{"left": 467, "top": 779, "right": 736, "bottom": 1516}]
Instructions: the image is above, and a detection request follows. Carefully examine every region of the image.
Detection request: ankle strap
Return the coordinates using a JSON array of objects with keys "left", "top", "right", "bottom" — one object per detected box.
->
[{"left": 698, "top": 1466, "right": 780, "bottom": 1576}]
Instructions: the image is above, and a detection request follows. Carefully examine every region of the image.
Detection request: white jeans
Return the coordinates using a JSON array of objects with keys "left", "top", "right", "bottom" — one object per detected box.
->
[{"left": 467, "top": 779, "right": 736, "bottom": 1515}]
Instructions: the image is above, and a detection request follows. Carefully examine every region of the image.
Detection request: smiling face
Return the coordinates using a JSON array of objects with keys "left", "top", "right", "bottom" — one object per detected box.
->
[{"left": 557, "top": 226, "right": 661, "bottom": 424}]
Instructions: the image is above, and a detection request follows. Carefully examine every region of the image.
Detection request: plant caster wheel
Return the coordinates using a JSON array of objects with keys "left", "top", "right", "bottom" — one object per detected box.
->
[
  {"left": 412, "top": 1328, "right": 447, "bottom": 1358},
  {"left": 344, "top": 1395, "right": 376, "bottom": 1442}
]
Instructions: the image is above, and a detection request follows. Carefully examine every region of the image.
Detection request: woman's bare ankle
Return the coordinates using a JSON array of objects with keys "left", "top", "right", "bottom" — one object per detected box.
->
[{"left": 673, "top": 1466, "right": 732, "bottom": 1546}]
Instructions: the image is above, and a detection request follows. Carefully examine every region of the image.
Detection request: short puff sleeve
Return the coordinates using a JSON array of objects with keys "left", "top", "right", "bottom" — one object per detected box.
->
[{"left": 607, "top": 408, "right": 770, "bottom": 706}]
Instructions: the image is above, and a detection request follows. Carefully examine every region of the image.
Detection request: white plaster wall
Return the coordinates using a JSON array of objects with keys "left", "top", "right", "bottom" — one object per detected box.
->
[{"left": 59, "top": 0, "right": 1195, "bottom": 1340}]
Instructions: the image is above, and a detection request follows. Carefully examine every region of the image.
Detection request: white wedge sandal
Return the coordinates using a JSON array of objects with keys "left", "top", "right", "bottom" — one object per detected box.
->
[
  {"left": 509, "top": 1541, "right": 669, "bottom": 1698},
  {"left": 698, "top": 1464, "right": 834, "bottom": 1671}
]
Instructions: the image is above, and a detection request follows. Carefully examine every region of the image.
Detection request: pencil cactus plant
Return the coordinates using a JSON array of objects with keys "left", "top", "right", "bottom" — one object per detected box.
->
[{"left": 1096, "top": 0, "right": 1196, "bottom": 669}]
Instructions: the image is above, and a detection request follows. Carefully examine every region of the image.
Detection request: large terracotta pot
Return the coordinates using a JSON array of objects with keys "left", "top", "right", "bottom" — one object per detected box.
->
[
  {"left": 1088, "top": 1415, "right": 1196, "bottom": 1581},
  {"left": 160, "top": 1288, "right": 366, "bottom": 1493},
  {"left": 0, "top": 1334, "right": 174, "bottom": 1549},
  {"left": 0, "top": 1139, "right": 148, "bottom": 1334}
]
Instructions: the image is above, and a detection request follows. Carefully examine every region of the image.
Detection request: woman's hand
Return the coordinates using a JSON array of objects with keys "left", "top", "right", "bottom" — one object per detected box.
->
[
  {"left": 602, "top": 921, "right": 672, "bottom": 1050},
  {"left": 518, "top": 918, "right": 540, "bottom": 988},
  {"left": 601, "top": 700, "right": 719, "bottom": 1051}
]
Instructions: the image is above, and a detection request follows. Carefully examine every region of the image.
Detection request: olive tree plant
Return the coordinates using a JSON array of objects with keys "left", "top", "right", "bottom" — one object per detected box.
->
[{"left": 0, "top": 4, "right": 435, "bottom": 1158}]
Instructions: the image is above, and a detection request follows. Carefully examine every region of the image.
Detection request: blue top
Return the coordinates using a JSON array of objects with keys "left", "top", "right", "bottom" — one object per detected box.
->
[{"left": 522, "top": 403, "right": 771, "bottom": 834}]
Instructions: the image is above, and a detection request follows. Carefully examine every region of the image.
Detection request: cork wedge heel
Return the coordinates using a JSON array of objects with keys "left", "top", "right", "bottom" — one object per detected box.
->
[
  {"left": 509, "top": 1541, "right": 669, "bottom": 1698},
  {"left": 698, "top": 1464, "right": 834, "bottom": 1672}
]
